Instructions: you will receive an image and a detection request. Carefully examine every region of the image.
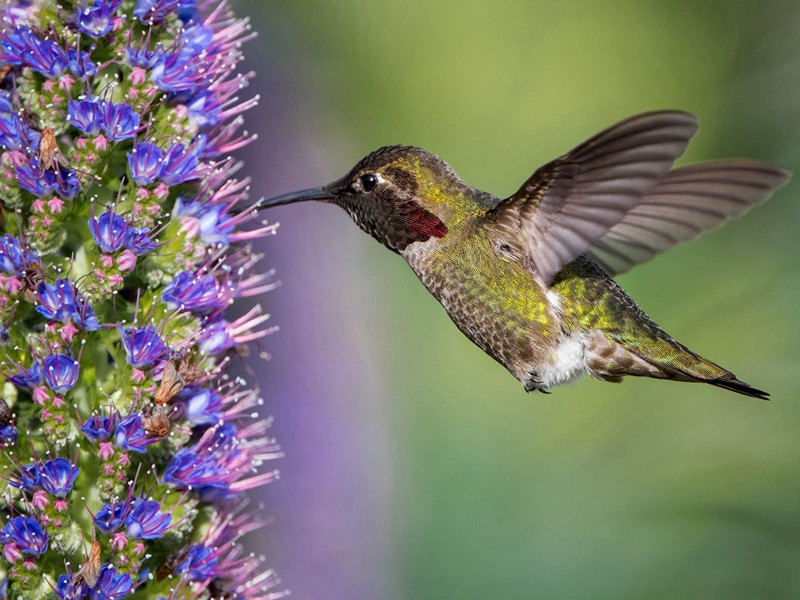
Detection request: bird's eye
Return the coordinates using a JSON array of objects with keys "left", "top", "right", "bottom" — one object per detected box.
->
[{"left": 360, "top": 173, "right": 379, "bottom": 191}]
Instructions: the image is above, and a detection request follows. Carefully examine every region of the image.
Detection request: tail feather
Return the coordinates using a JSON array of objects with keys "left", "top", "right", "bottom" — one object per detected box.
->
[{"left": 709, "top": 376, "right": 769, "bottom": 400}]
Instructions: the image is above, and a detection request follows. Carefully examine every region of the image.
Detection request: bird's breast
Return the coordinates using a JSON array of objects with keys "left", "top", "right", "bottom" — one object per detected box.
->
[{"left": 401, "top": 230, "right": 562, "bottom": 382}]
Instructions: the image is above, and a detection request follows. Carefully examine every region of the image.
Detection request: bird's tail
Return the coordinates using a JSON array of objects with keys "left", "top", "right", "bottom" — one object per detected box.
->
[{"left": 606, "top": 330, "right": 769, "bottom": 400}]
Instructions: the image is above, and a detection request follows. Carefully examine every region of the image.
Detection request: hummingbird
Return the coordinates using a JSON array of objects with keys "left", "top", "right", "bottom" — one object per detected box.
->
[{"left": 259, "top": 111, "right": 789, "bottom": 399}]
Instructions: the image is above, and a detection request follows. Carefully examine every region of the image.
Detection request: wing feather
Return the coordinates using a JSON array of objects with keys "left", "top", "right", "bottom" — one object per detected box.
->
[
  {"left": 485, "top": 111, "right": 699, "bottom": 282},
  {"left": 589, "top": 159, "right": 790, "bottom": 275}
]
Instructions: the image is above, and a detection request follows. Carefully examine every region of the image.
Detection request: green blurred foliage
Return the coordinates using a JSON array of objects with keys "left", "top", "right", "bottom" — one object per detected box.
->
[{"left": 249, "top": 0, "right": 800, "bottom": 597}]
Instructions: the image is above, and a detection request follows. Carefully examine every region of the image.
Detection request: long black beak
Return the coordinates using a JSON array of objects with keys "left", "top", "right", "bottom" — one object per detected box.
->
[{"left": 257, "top": 186, "right": 337, "bottom": 210}]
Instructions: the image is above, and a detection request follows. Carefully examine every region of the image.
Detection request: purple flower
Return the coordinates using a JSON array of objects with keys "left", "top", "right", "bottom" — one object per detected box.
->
[
  {"left": 8, "top": 362, "right": 42, "bottom": 388},
  {"left": 160, "top": 143, "right": 200, "bottom": 185},
  {"left": 182, "top": 388, "right": 222, "bottom": 425},
  {"left": 75, "top": 1, "right": 114, "bottom": 38},
  {"left": 125, "top": 42, "right": 165, "bottom": 69},
  {"left": 114, "top": 413, "right": 154, "bottom": 452},
  {"left": 55, "top": 575, "right": 89, "bottom": 600},
  {"left": 0, "top": 234, "right": 39, "bottom": 276},
  {"left": 0, "top": 27, "right": 68, "bottom": 77},
  {"left": 185, "top": 90, "right": 223, "bottom": 127},
  {"left": 42, "top": 354, "right": 80, "bottom": 392},
  {"left": 126, "top": 142, "right": 163, "bottom": 185},
  {"left": 125, "top": 497, "right": 172, "bottom": 539},
  {"left": 176, "top": 545, "right": 217, "bottom": 580},
  {"left": 68, "top": 99, "right": 104, "bottom": 135},
  {"left": 100, "top": 101, "right": 140, "bottom": 141},
  {"left": 39, "top": 458, "right": 80, "bottom": 497},
  {"left": 0, "top": 423, "right": 17, "bottom": 447},
  {"left": 162, "top": 271, "right": 231, "bottom": 314},
  {"left": 36, "top": 279, "right": 100, "bottom": 330},
  {"left": 119, "top": 325, "right": 169, "bottom": 366},
  {"left": 14, "top": 157, "right": 49, "bottom": 196},
  {"left": 164, "top": 424, "right": 240, "bottom": 498},
  {"left": 134, "top": 0, "right": 195, "bottom": 25},
  {"left": 94, "top": 499, "right": 133, "bottom": 532},
  {"left": 124, "top": 227, "right": 158, "bottom": 254},
  {"left": 42, "top": 167, "right": 81, "bottom": 199},
  {"left": 89, "top": 210, "right": 127, "bottom": 252},
  {"left": 175, "top": 199, "right": 235, "bottom": 245},
  {"left": 10, "top": 464, "right": 40, "bottom": 492},
  {"left": 198, "top": 319, "right": 235, "bottom": 355},
  {"left": 91, "top": 565, "right": 131, "bottom": 599},
  {"left": 0, "top": 517, "right": 48, "bottom": 555},
  {"left": 81, "top": 412, "right": 117, "bottom": 442}
]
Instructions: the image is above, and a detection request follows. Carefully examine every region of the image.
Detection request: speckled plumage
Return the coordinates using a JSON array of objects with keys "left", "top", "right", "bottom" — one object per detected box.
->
[{"left": 262, "top": 111, "right": 790, "bottom": 398}]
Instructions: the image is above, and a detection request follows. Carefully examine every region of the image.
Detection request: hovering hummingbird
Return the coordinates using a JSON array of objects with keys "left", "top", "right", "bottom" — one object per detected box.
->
[{"left": 260, "top": 111, "right": 789, "bottom": 398}]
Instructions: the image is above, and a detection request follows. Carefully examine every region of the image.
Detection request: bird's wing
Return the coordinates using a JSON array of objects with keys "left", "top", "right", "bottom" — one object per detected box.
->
[
  {"left": 588, "top": 160, "right": 790, "bottom": 276},
  {"left": 484, "top": 110, "right": 698, "bottom": 283}
]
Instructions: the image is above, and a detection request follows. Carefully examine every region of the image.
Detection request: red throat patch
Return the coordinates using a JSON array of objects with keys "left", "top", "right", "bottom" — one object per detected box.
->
[{"left": 406, "top": 202, "right": 448, "bottom": 239}]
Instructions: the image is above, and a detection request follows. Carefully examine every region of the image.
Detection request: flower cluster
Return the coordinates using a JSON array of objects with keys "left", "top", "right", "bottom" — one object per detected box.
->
[{"left": 0, "top": 1, "right": 284, "bottom": 598}]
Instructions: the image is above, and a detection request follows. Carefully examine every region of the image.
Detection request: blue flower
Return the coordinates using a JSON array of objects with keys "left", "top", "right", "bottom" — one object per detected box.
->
[
  {"left": 119, "top": 325, "right": 169, "bottom": 366},
  {"left": 68, "top": 99, "right": 104, "bottom": 135},
  {"left": 0, "top": 516, "right": 48, "bottom": 555},
  {"left": 115, "top": 413, "right": 154, "bottom": 452},
  {"left": 0, "top": 423, "right": 17, "bottom": 447},
  {"left": 125, "top": 43, "right": 165, "bottom": 69},
  {"left": 176, "top": 545, "right": 217, "bottom": 580},
  {"left": 0, "top": 27, "right": 68, "bottom": 77},
  {"left": 198, "top": 319, "right": 235, "bottom": 355},
  {"left": 42, "top": 166, "right": 81, "bottom": 199},
  {"left": 55, "top": 575, "right": 89, "bottom": 600},
  {"left": 124, "top": 227, "right": 158, "bottom": 255},
  {"left": 81, "top": 413, "right": 117, "bottom": 442},
  {"left": 124, "top": 497, "right": 172, "bottom": 539},
  {"left": 65, "top": 48, "right": 98, "bottom": 79},
  {"left": 8, "top": 362, "right": 42, "bottom": 388},
  {"left": 127, "top": 142, "right": 164, "bottom": 185},
  {"left": 0, "top": 234, "right": 38, "bottom": 276},
  {"left": 89, "top": 210, "right": 127, "bottom": 252},
  {"left": 91, "top": 564, "right": 131, "bottom": 599},
  {"left": 39, "top": 457, "right": 80, "bottom": 497},
  {"left": 182, "top": 388, "right": 222, "bottom": 425},
  {"left": 134, "top": 0, "right": 195, "bottom": 25},
  {"left": 94, "top": 499, "right": 133, "bottom": 532},
  {"left": 175, "top": 199, "right": 234, "bottom": 245},
  {"left": 160, "top": 143, "right": 200, "bottom": 185},
  {"left": 10, "top": 464, "right": 40, "bottom": 492},
  {"left": 186, "top": 90, "right": 222, "bottom": 127},
  {"left": 75, "top": 1, "right": 114, "bottom": 38},
  {"left": 42, "top": 354, "right": 80, "bottom": 393},
  {"left": 36, "top": 279, "right": 100, "bottom": 330},
  {"left": 162, "top": 271, "right": 230, "bottom": 314},
  {"left": 100, "top": 101, "right": 140, "bottom": 141},
  {"left": 14, "top": 157, "right": 49, "bottom": 196},
  {"left": 164, "top": 424, "right": 240, "bottom": 498}
]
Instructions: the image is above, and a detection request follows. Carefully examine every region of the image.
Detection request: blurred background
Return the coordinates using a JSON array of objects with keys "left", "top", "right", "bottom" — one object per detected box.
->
[{"left": 233, "top": 1, "right": 800, "bottom": 598}]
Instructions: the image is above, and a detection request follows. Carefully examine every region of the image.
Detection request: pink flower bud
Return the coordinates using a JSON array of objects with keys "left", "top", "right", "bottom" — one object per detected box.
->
[
  {"left": 108, "top": 274, "right": 124, "bottom": 286},
  {"left": 76, "top": 137, "right": 88, "bottom": 149},
  {"left": 101, "top": 254, "right": 114, "bottom": 268},
  {"left": 41, "top": 409, "right": 51, "bottom": 419},
  {"left": 131, "top": 66, "right": 146, "bottom": 85},
  {"left": 117, "top": 453, "right": 130, "bottom": 467},
  {"left": 52, "top": 396, "right": 65, "bottom": 408},
  {"left": 4, "top": 276, "right": 22, "bottom": 294},
  {"left": 48, "top": 197, "right": 64, "bottom": 213},
  {"left": 94, "top": 135, "right": 108, "bottom": 150},
  {"left": 59, "top": 322, "right": 79, "bottom": 342},
  {"left": 154, "top": 183, "right": 169, "bottom": 199},
  {"left": 131, "top": 368, "right": 146, "bottom": 383},
  {"left": 32, "top": 199, "right": 45, "bottom": 213},
  {"left": 117, "top": 250, "right": 137, "bottom": 272},
  {"left": 33, "top": 386, "right": 49, "bottom": 406},
  {"left": 54, "top": 499, "right": 68, "bottom": 513},
  {"left": 43, "top": 80, "right": 57, "bottom": 93},
  {"left": 3, "top": 543, "right": 22, "bottom": 563},
  {"left": 32, "top": 491, "right": 49, "bottom": 511},
  {"left": 111, "top": 532, "right": 127, "bottom": 551},
  {"left": 98, "top": 442, "right": 114, "bottom": 460}
]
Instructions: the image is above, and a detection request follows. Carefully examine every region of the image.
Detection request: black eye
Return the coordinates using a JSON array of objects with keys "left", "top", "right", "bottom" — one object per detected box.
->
[{"left": 360, "top": 173, "right": 378, "bottom": 191}]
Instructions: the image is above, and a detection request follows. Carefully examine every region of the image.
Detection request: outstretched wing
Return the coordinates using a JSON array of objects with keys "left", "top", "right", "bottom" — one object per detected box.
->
[
  {"left": 588, "top": 160, "right": 790, "bottom": 275},
  {"left": 484, "top": 111, "right": 698, "bottom": 283}
]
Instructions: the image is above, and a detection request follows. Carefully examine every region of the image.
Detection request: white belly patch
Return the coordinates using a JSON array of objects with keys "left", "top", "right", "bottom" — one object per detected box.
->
[{"left": 539, "top": 333, "right": 587, "bottom": 388}]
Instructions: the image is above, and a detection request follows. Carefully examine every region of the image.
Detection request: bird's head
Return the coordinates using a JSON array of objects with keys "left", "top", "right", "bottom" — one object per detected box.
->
[{"left": 260, "top": 146, "right": 479, "bottom": 252}]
